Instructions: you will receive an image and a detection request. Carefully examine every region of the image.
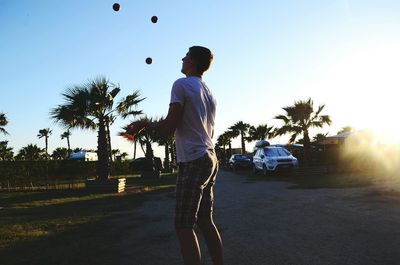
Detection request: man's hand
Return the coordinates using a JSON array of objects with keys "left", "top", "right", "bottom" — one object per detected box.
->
[
  {"left": 126, "top": 120, "right": 148, "bottom": 135},
  {"left": 120, "top": 120, "right": 148, "bottom": 142}
]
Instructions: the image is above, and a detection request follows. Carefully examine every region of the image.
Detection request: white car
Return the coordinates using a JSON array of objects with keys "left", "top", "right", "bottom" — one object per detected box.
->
[{"left": 253, "top": 145, "right": 299, "bottom": 176}]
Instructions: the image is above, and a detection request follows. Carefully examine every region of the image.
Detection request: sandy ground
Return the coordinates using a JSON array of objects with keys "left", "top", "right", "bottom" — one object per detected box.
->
[{"left": 114, "top": 170, "right": 400, "bottom": 265}]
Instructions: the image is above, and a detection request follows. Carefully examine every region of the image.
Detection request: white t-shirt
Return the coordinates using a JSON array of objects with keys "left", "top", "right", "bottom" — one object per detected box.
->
[{"left": 170, "top": 76, "right": 216, "bottom": 163}]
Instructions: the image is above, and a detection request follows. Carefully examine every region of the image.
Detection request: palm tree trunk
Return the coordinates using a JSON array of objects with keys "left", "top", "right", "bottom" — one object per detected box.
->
[
  {"left": 164, "top": 143, "right": 170, "bottom": 172},
  {"left": 228, "top": 141, "right": 232, "bottom": 161},
  {"left": 45, "top": 137, "right": 48, "bottom": 156},
  {"left": 241, "top": 132, "right": 246, "bottom": 154},
  {"left": 222, "top": 145, "right": 227, "bottom": 165},
  {"left": 106, "top": 120, "right": 112, "bottom": 162},
  {"left": 145, "top": 139, "right": 154, "bottom": 159},
  {"left": 67, "top": 136, "right": 70, "bottom": 151},
  {"left": 171, "top": 142, "right": 176, "bottom": 165},
  {"left": 97, "top": 117, "right": 110, "bottom": 180},
  {"left": 139, "top": 141, "right": 146, "bottom": 157},
  {"left": 303, "top": 130, "right": 311, "bottom": 167},
  {"left": 169, "top": 141, "right": 175, "bottom": 165},
  {"left": 133, "top": 140, "right": 137, "bottom": 159}
]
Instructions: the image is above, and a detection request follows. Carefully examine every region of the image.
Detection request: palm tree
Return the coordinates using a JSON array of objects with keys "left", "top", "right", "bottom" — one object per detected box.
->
[
  {"left": 37, "top": 128, "right": 52, "bottom": 157},
  {"left": 118, "top": 91, "right": 145, "bottom": 159},
  {"left": 216, "top": 133, "right": 231, "bottom": 165},
  {"left": 52, "top": 147, "right": 69, "bottom": 160},
  {"left": 0, "top": 113, "right": 9, "bottom": 135},
  {"left": 229, "top": 121, "right": 251, "bottom": 154},
  {"left": 60, "top": 130, "right": 71, "bottom": 151},
  {"left": 219, "top": 129, "right": 237, "bottom": 163},
  {"left": 16, "top": 144, "right": 44, "bottom": 161},
  {"left": 122, "top": 116, "right": 164, "bottom": 161},
  {"left": 134, "top": 117, "right": 157, "bottom": 159},
  {"left": 153, "top": 119, "right": 174, "bottom": 172},
  {"left": 120, "top": 152, "right": 128, "bottom": 160},
  {"left": 50, "top": 76, "right": 144, "bottom": 180},
  {"left": 73, "top": 147, "right": 83, "bottom": 153},
  {"left": 337, "top": 126, "right": 353, "bottom": 135},
  {"left": 106, "top": 114, "right": 117, "bottom": 161},
  {"left": 0, "top": 141, "right": 14, "bottom": 160},
  {"left": 248, "top": 124, "right": 275, "bottom": 141},
  {"left": 274, "top": 98, "right": 332, "bottom": 166},
  {"left": 169, "top": 139, "right": 177, "bottom": 169},
  {"left": 312, "top": 133, "right": 328, "bottom": 144},
  {"left": 111, "top": 149, "right": 120, "bottom": 161}
]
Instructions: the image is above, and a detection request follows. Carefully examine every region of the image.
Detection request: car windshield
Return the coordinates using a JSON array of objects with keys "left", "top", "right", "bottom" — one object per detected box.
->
[
  {"left": 264, "top": 148, "right": 290, "bottom": 157},
  {"left": 234, "top": 155, "right": 248, "bottom": 160}
]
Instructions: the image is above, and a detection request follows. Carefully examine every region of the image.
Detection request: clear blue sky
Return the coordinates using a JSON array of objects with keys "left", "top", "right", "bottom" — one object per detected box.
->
[{"left": 1, "top": 0, "right": 400, "bottom": 158}]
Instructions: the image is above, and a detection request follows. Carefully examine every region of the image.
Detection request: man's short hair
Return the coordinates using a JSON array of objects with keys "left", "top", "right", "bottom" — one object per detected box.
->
[{"left": 189, "top": 46, "right": 214, "bottom": 74}]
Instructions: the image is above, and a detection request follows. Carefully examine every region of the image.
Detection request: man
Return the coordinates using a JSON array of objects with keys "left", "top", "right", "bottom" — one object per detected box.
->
[{"left": 126, "top": 46, "right": 223, "bottom": 265}]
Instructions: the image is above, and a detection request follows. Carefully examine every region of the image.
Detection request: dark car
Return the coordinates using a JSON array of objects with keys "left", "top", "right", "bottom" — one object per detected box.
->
[
  {"left": 130, "top": 157, "right": 163, "bottom": 172},
  {"left": 228, "top": 154, "right": 252, "bottom": 170}
]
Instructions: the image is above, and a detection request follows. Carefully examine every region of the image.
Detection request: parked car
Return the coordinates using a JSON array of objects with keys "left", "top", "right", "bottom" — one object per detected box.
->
[
  {"left": 130, "top": 157, "right": 163, "bottom": 172},
  {"left": 229, "top": 154, "right": 252, "bottom": 170},
  {"left": 253, "top": 143, "right": 299, "bottom": 175}
]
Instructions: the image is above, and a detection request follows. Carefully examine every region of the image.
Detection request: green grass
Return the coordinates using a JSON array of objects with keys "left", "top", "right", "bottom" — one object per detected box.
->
[
  {"left": 0, "top": 173, "right": 176, "bottom": 191},
  {"left": 0, "top": 173, "right": 177, "bottom": 265},
  {"left": 235, "top": 168, "right": 397, "bottom": 189}
]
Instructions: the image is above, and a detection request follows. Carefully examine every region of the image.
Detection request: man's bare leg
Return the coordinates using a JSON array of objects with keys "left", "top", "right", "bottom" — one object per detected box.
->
[
  {"left": 176, "top": 228, "right": 202, "bottom": 265},
  {"left": 198, "top": 217, "right": 224, "bottom": 265}
]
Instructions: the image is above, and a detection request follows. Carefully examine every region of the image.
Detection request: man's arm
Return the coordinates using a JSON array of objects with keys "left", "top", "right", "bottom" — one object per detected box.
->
[
  {"left": 150, "top": 102, "right": 183, "bottom": 135},
  {"left": 126, "top": 102, "right": 182, "bottom": 136}
]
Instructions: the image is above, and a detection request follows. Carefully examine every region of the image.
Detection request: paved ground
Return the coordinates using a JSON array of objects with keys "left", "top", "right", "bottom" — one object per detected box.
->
[{"left": 115, "top": 170, "right": 400, "bottom": 265}]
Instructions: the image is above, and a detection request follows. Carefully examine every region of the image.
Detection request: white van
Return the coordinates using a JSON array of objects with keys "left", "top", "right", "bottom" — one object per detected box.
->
[{"left": 69, "top": 151, "right": 98, "bottom": 161}]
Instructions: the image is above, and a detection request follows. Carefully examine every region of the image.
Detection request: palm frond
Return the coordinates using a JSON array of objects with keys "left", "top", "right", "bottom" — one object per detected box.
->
[{"left": 274, "top": 114, "right": 290, "bottom": 123}]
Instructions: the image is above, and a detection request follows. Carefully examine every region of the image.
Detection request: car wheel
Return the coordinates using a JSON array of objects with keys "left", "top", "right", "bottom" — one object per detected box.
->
[
  {"left": 253, "top": 164, "right": 258, "bottom": 175},
  {"left": 263, "top": 164, "right": 268, "bottom": 176}
]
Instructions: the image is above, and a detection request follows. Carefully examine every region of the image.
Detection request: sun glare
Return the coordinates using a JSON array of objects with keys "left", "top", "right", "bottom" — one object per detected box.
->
[
  {"left": 314, "top": 42, "right": 400, "bottom": 145},
  {"left": 342, "top": 130, "right": 400, "bottom": 175}
]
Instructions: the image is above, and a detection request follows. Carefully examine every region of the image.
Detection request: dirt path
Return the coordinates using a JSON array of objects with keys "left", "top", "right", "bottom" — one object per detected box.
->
[{"left": 115, "top": 170, "right": 400, "bottom": 265}]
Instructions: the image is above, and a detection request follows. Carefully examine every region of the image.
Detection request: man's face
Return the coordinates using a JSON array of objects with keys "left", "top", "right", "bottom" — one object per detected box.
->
[{"left": 181, "top": 51, "right": 194, "bottom": 75}]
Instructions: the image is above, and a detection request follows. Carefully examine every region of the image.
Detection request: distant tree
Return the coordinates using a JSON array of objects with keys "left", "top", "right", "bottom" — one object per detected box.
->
[
  {"left": 248, "top": 124, "right": 275, "bottom": 141},
  {"left": 216, "top": 133, "right": 231, "bottom": 164},
  {"left": 37, "top": 128, "right": 52, "bottom": 157},
  {"left": 229, "top": 121, "right": 251, "bottom": 154},
  {"left": 133, "top": 117, "right": 157, "bottom": 159},
  {"left": 337, "top": 126, "right": 353, "bottom": 135},
  {"left": 118, "top": 92, "right": 145, "bottom": 160},
  {"left": 16, "top": 144, "right": 44, "bottom": 161},
  {"left": 50, "top": 76, "right": 144, "bottom": 180},
  {"left": 111, "top": 149, "right": 120, "bottom": 161},
  {"left": 73, "top": 147, "right": 83, "bottom": 153},
  {"left": 312, "top": 133, "right": 328, "bottom": 144},
  {"left": 0, "top": 141, "right": 14, "bottom": 160},
  {"left": 60, "top": 130, "right": 71, "bottom": 151},
  {"left": 153, "top": 119, "right": 174, "bottom": 172},
  {"left": 52, "top": 147, "right": 69, "bottom": 160},
  {"left": 120, "top": 152, "right": 128, "bottom": 160},
  {"left": 215, "top": 130, "right": 237, "bottom": 164},
  {"left": 224, "top": 130, "right": 237, "bottom": 157},
  {"left": 0, "top": 113, "right": 9, "bottom": 135},
  {"left": 274, "top": 98, "right": 332, "bottom": 166}
]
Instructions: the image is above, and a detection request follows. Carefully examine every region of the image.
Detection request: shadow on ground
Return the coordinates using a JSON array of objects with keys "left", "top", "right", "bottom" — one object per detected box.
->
[{"left": 0, "top": 186, "right": 174, "bottom": 265}]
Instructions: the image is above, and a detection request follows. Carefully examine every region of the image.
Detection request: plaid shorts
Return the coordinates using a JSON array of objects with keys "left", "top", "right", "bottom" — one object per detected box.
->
[{"left": 175, "top": 149, "right": 219, "bottom": 229}]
